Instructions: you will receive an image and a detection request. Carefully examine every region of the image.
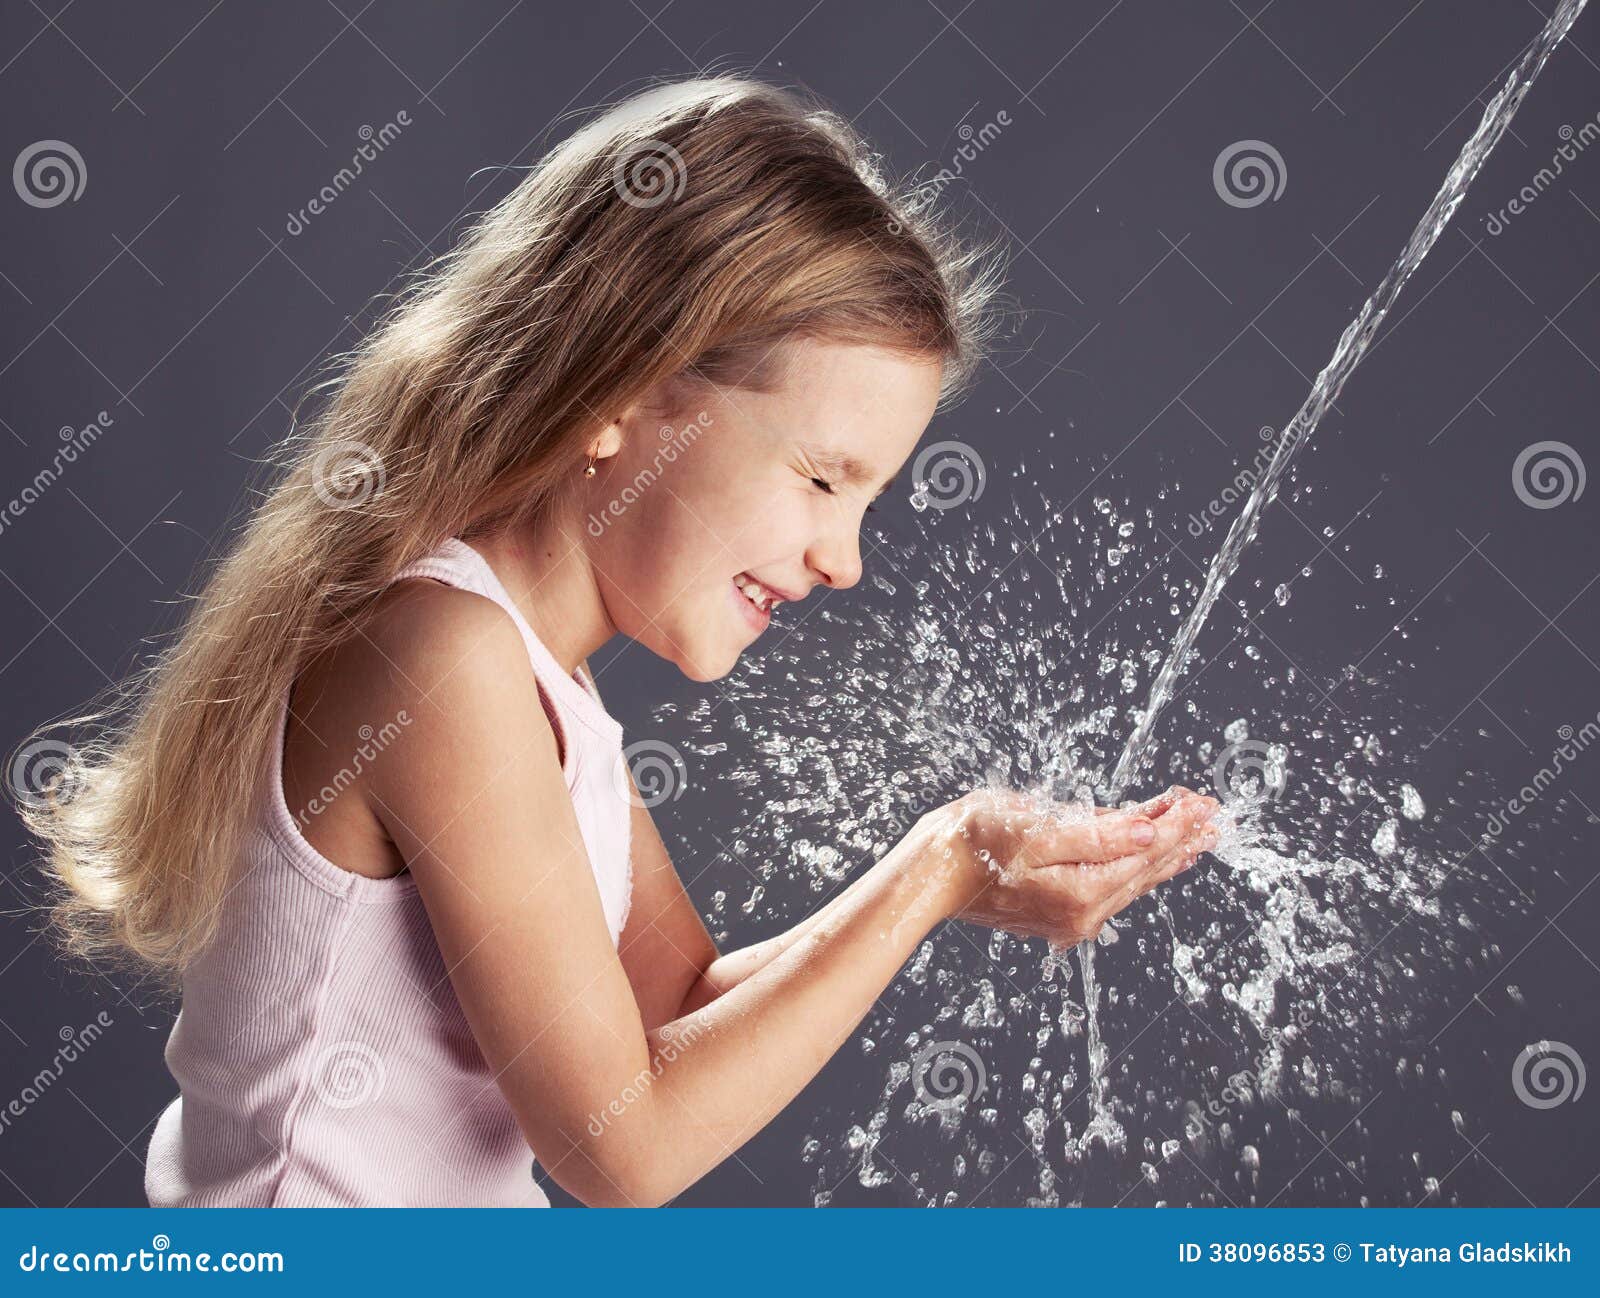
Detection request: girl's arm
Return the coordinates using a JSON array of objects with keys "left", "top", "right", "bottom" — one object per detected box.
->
[
  {"left": 659, "top": 788, "right": 1193, "bottom": 1016},
  {"left": 598, "top": 679, "right": 933, "bottom": 1025},
  {"left": 595, "top": 671, "right": 1194, "bottom": 1026},
  {"left": 590, "top": 686, "right": 833, "bottom": 1029},
  {"left": 616, "top": 778, "right": 901, "bottom": 1022},
  {"left": 368, "top": 598, "right": 1206, "bottom": 1208}
]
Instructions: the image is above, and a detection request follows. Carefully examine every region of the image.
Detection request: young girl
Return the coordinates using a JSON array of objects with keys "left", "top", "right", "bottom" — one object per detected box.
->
[{"left": 22, "top": 76, "right": 1219, "bottom": 1208}]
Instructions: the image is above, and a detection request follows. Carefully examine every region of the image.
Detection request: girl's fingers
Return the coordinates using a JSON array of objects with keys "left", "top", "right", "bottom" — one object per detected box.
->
[
  {"left": 1032, "top": 793, "right": 1216, "bottom": 869},
  {"left": 1130, "top": 786, "right": 1191, "bottom": 820},
  {"left": 1030, "top": 811, "right": 1159, "bottom": 865},
  {"left": 1146, "top": 812, "right": 1223, "bottom": 887},
  {"left": 1150, "top": 828, "right": 1216, "bottom": 887},
  {"left": 1031, "top": 815, "right": 1220, "bottom": 935},
  {"left": 1112, "top": 800, "right": 1219, "bottom": 897},
  {"left": 1087, "top": 851, "right": 1179, "bottom": 920},
  {"left": 1059, "top": 851, "right": 1153, "bottom": 902},
  {"left": 1091, "top": 786, "right": 1192, "bottom": 820},
  {"left": 1127, "top": 794, "right": 1212, "bottom": 866}
]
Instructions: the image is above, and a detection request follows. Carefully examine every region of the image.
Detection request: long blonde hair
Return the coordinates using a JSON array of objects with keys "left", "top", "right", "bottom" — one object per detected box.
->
[{"left": 15, "top": 75, "right": 1003, "bottom": 980}]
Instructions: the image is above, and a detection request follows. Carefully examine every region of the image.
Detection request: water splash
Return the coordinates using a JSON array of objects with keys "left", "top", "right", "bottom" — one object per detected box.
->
[
  {"left": 658, "top": 486, "right": 1590, "bottom": 1204},
  {"left": 652, "top": 1, "right": 1591, "bottom": 1205}
]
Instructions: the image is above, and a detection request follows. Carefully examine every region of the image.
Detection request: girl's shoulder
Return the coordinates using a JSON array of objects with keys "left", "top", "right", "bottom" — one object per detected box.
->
[
  {"left": 281, "top": 578, "right": 557, "bottom": 880},
  {"left": 301, "top": 576, "right": 535, "bottom": 728},
  {"left": 364, "top": 573, "right": 530, "bottom": 681}
]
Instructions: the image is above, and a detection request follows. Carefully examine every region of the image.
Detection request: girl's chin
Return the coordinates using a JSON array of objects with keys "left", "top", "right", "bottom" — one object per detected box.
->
[
  {"left": 620, "top": 617, "right": 737, "bottom": 682},
  {"left": 656, "top": 636, "right": 743, "bottom": 683},
  {"left": 640, "top": 593, "right": 766, "bottom": 682},
  {"left": 671, "top": 656, "right": 738, "bottom": 684}
]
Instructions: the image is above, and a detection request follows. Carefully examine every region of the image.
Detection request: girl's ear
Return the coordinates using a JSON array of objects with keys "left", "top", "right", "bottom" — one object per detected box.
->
[{"left": 587, "top": 417, "right": 626, "bottom": 462}]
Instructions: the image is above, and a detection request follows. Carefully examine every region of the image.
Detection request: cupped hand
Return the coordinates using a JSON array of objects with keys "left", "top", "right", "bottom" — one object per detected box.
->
[{"left": 929, "top": 784, "right": 1219, "bottom": 945}]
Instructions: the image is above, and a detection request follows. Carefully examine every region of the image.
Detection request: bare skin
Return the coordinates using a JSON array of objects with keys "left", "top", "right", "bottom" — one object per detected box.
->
[{"left": 282, "top": 338, "right": 1220, "bottom": 1206}]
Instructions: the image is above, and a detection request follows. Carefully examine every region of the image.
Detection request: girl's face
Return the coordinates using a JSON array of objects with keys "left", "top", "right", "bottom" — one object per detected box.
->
[{"left": 582, "top": 340, "right": 945, "bottom": 681}]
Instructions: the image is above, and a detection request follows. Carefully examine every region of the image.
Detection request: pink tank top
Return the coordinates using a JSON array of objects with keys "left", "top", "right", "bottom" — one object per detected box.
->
[{"left": 144, "top": 537, "right": 633, "bottom": 1207}]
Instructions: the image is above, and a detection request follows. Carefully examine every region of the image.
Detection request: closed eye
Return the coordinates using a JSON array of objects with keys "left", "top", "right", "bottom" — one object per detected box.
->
[{"left": 813, "top": 476, "right": 878, "bottom": 514}]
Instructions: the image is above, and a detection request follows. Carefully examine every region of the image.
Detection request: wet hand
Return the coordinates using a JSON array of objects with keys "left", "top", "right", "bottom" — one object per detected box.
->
[{"left": 927, "top": 785, "right": 1219, "bottom": 945}]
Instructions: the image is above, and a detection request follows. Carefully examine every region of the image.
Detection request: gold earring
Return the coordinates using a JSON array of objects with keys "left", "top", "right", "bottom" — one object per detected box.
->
[{"left": 583, "top": 453, "right": 597, "bottom": 479}]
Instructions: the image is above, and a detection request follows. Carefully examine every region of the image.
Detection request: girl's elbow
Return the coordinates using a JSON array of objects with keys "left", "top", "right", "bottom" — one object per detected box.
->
[
  {"left": 571, "top": 1173, "right": 677, "bottom": 1209},
  {"left": 537, "top": 1112, "right": 692, "bottom": 1208},
  {"left": 553, "top": 1153, "right": 686, "bottom": 1209}
]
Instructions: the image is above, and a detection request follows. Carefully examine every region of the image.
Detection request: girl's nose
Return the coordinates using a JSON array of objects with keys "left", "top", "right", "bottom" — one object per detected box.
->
[{"left": 806, "top": 530, "right": 863, "bottom": 590}]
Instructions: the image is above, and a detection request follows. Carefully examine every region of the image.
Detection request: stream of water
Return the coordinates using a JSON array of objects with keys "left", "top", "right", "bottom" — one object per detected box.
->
[
  {"left": 1070, "top": 0, "right": 1591, "bottom": 1153},
  {"left": 1108, "top": 0, "right": 1588, "bottom": 799}
]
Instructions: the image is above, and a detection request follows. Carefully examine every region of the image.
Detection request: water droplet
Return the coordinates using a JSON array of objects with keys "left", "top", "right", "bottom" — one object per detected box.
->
[{"left": 1372, "top": 818, "right": 1399, "bottom": 857}]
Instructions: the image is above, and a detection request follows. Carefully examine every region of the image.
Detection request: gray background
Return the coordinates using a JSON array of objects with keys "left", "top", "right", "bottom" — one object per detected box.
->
[{"left": 1, "top": 0, "right": 1597, "bottom": 1207}]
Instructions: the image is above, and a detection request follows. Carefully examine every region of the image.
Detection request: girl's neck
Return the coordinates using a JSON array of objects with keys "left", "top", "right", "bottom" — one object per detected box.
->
[{"left": 467, "top": 520, "right": 615, "bottom": 676}]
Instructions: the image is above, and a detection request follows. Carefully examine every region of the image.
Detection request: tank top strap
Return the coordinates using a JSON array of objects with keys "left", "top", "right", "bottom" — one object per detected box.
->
[{"left": 391, "top": 538, "right": 498, "bottom": 600}]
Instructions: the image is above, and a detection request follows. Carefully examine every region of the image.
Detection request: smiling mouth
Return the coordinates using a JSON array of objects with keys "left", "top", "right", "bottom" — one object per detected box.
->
[{"left": 733, "top": 573, "right": 784, "bottom": 614}]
